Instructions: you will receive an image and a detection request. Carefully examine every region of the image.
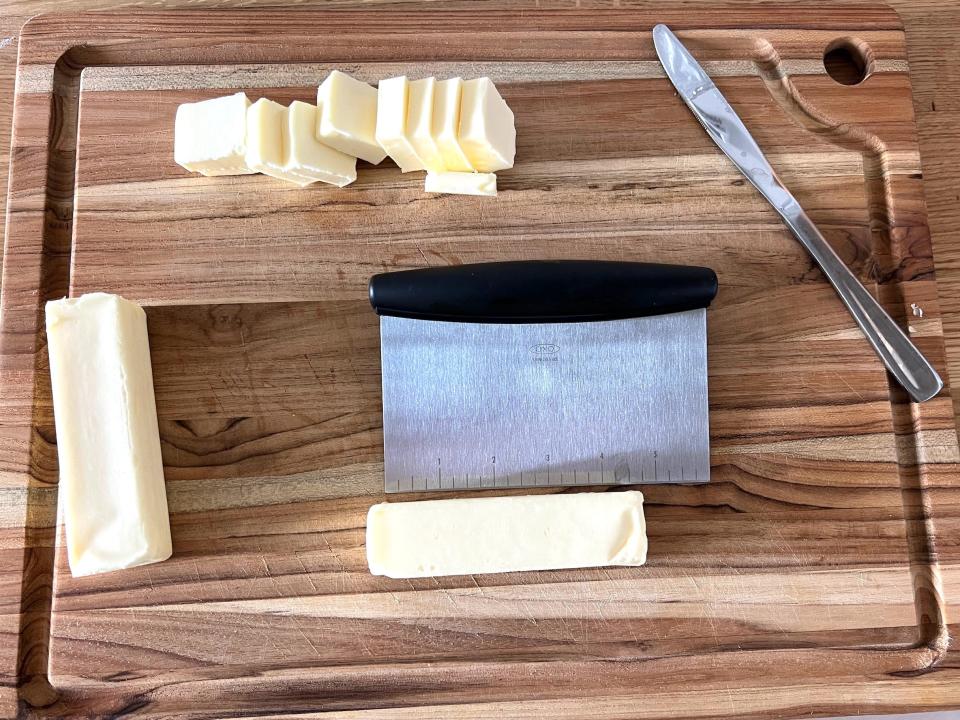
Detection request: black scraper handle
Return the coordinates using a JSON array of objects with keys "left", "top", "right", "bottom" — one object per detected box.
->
[{"left": 369, "top": 260, "right": 718, "bottom": 323}]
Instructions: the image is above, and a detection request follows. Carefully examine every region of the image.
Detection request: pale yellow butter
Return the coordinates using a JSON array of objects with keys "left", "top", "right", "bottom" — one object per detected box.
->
[
  {"left": 46, "top": 293, "right": 172, "bottom": 577},
  {"left": 375, "top": 76, "right": 425, "bottom": 172},
  {"left": 174, "top": 92, "right": 257, "bottom": 176},
  {"left": 245, "top": 98, "right": 304, "bottom": 184},
  {"left": 424, "top": 171, "right": 496, "bottom": 196},
  {"left": 431, "top": 78, "right": 474, "bottom": 172},
  {"left": 367, "top": 491, "right": 646, "bottom": 578},
  {"left": 406, "top": 78, "right": 445, "bottom": 172},
  {"left": 316, "top": 70, "right": 386, "bottom": 165},
  {"left": 459, "top": 78, "right": 516, "bottom": 172},
  {"left": 285, "top": 101, "right": 357, "bottom": 187}
]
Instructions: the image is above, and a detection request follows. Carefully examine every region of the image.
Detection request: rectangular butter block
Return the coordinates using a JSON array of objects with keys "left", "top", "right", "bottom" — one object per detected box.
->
[
  {"left": 424, "top": 171, "right": 496, "bottom": 196},
  {"left": 46, "top": 293, "right": 172, "bottom": 577},
  {"left": 459, "top": 78, "right": 516, "bottom": 172},
  {"left": 286, "top": 101, "right": 357, "bottom": 187},
  {"left": 406, "top": 77, "right": 445, "bottom": 172},
  {"left": 317, "top": 70, "right": 386, "bottom": 165},
  {"left": 375, "top": 76, "right": 425, "bottom": 173},
  {"left": 174, "top": 92, "right": 257, "bottom": 176},
  {"left": 367, "top": 491, "right": 646, "bottom": 578},
  {"left": 245, "top": 98, "right": 305, "bottom": 184},
  {"left": 431, "top": 78, "right": 474, "bottom": 172}
]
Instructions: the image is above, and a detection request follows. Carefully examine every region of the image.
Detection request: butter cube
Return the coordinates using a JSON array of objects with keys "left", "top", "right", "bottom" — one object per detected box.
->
[
  {"left": 375, "top": 76, "right": 425, "bottom": 173},
  {"left": 46, "top": 293, "right": 172, "bottom": 577},
  {"left": 406, "top": 78, "right": 444, "bottom": 172},
  {"left": 174, "top": 92, "right": 256, "bottom": 176},
  {"left": 286, "top": 101, "right": 357, "bottom": 187},
  {"left": 245, "top": 98, "right": 304, "bottom": 184},
  {"left": 431, "top": 78, "right": 474, "bottom": 172},
  {"left": 316, "top": 70, "right": 386, "bottom": 165},
  {"left": 425, "top": 171, "right": 496, "bottom": 196},
  {"left": 367, "top": 491, "right": 647, "bottom": 578},
  {"left": 459, "top": 78, "right": 516, "bottom": 172}
]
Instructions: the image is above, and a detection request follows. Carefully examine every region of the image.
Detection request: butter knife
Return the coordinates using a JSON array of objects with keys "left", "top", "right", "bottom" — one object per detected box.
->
[{"left": 653, "top": 24, "right": 943, "bottom": 403}]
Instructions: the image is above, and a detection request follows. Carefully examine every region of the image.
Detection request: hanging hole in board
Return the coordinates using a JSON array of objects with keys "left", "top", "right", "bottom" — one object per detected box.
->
[{"left": 823, "top": 37, "right": 874, "bottom": 86}]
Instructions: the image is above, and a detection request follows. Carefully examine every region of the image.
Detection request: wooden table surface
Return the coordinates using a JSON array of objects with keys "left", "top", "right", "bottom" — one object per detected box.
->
[{"left": 1, "top": 1, "right": 958, "bottom": 715}]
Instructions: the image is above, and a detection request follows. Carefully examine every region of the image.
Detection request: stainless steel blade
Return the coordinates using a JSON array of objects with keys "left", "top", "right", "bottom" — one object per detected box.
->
[
  {"left": 379, "top": 310, "right": 710, "bottom": 493},
  {"left": 652, "top": 24, "right": 942, "bottom": 403}
]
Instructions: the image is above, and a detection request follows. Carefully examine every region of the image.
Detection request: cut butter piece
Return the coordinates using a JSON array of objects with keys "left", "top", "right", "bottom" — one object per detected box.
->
[
  {"left": 375, "top": 76, "right": 425, "bottom": 172},
  {"left": 406, "top": 77, "right": 445, "bottom": 172},
  {"left": 459, "top": 78, "right": 516, "bottom": 172},
  {"left": 367, "top": 491, "right": 646, "bottom": 578},
  {"left": 174, "top": 92, "right": 256, "bottom": 176},
  {"left": 431, "top": 77, "right": 474, "bottom": 172},
  {"left": 425, "top": 171, "right": 496, "bottom": 196},
  {"left": 316, "top": 70, "right": 386, "bottom": 165},
  {"left": 245, "top": 98, "right": 303, "bottom": 184},
  {"left": 45, "top": 293, "right": 172, "bottom": 577},
  {"left": 286, "top": 101, "right": 356, "bottom": 187}
]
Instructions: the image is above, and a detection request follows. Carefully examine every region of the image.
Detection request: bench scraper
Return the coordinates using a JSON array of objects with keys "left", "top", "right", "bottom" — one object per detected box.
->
[{"left": 369, "top": 260, "right": 718, "bottom": 493}]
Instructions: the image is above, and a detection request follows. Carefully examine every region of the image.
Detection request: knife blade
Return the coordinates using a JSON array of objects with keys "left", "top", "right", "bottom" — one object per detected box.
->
[{"left": 653, "top": 24, "right": 943, "bottom": 403}]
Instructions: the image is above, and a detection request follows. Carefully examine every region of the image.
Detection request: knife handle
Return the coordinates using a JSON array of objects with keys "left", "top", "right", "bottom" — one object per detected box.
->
[{"left": 369, "top": 260, "right": 718, "bottom": 323}]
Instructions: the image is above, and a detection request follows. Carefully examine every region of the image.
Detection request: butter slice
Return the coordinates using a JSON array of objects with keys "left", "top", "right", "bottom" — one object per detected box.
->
[
  {"left": 174, "top": 92, "right": 256, "bottom": 176},
  {"left": 245, "top": 98, "right": 303, "bottom": 183},
  {"left": 316, "top": 70, "right": 386, "bottom": 165},
  {"left": 425, "top": 171, "right": 496, "bottom": 196},
  {"left": 367, "top": 491, "right": 646, "bottom": 578},
  {"left": 406, "top": 78, "right": 444, "bottom": 172},
  {"left": 46, "top": 293, "right": 172, "bottom": 577},
  {"left": 286, "top": 101, "right": 357, "bottom": 187},
  {"left": 375, "top": 76, "right": 425, "bottom": 172},
  {"left": 459, "top": 78, "right": 516, "bottom": 172},
  {"left": 431, "top": 78, "right": 474, "bottom": 172}
]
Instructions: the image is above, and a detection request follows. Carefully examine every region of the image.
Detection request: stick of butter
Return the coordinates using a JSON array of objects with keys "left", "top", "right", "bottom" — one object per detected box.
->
[
  {"left": 375, "top": 76, "right": 426, "bottom": 173},
  {"left": 174, "top": 92, "right": 257, "bottom": 176},
  {"left": 424, "top": 171, "right": 496, "bottom": 197},
  {"left": 367, "top": 491, "right": 646, "bottom": 578},
  {"left": 316, "top": 70, "right": 386, "bottom": 165},
  {"left": 45, "top": 294, "right": 172, "bottom": 577},
  {"left": 459, "top": 78, "right": 516, "bottom": 172},
  {"left": 431, "top": 77, "right": 474, "bottom": 172}
]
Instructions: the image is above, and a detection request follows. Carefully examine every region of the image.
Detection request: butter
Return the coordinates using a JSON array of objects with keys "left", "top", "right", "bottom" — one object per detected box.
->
[
  {"left": 285, "top": 101, "right": 357, "bottom": 187},
  {"left": 375, "top": 76, "right": 425, "bottom": 172},
  {"left": 459, "top": 78, "right": 516, "bottom": 172},
  {"left": 46, "top": 293, "right": 172, "bottom": 577},
  {"left": 245, "top": 98, "right": 303, "bottom": 184},
  {"left": 406, "top": 78, "right": 444, "bottom": 172},
  {"left": 367, "top": 491, "right": 646, "bottom": 578},
  {"left": 316, "top": 70, "right": 386, "bottom": 165},
  {"left": 424, "top": 171, "right": 496, "bottom": 196},
  {"left": 431, "top": 78, "right": 474, "bottom": 172},
  {"left": 174, "top": 92, "right": 256, "bottom": 176}
]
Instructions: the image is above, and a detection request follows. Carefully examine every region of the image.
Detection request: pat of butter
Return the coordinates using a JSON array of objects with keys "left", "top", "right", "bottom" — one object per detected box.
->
[
  {"left": 316, "top": 70, "right": 386, "bottom": 165},
  {"left": 459, "top": 78, "right": 516, "bottom": 172},
  {"left": 45, "top": 293, "right": 172, "bottom": 577},
  {"left": 431, "top": 77, "right": 474, "bottom": 172},
  {"left": 245, "top": 98, "right": 302, "bottom": 183},
  {"left": 375, "top": 76, "right": 425, "bottom": 173},
  {"left": 424, "top": 171, "right": 496, "bottom": 196},
  {"left": 174, "top": 92, "right": 257, "bottom": 176},
  {"left": 367, "top": 491, "right": 646, "bottom": 578},
  {"left": 406, "top": 78, "right": 444, "bottom": 172},
  {"left": 286, "top": 101, "right": 357, "bottom": 187}
]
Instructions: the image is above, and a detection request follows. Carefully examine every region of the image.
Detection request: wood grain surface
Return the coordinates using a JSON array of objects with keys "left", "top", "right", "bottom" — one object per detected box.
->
[{"left": 2, "top": 4, "right": 960, "bottom": 719}]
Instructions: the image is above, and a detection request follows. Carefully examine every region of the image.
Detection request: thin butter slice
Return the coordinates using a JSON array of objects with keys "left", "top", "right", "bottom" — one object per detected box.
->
[
  {"left": 245, "top": 98, "right": 304, "bottom": 184},
  {"left": 459, "top": 78, "right": 516, "bottom": 172},
  {"left": 431, "top": 78, "right": 474, "bottom": 172},
  {"left": 316, "top": 70, "right": 386, "bottom": 165},
  {"left": 46, "top": 293, "right": 172, "bottom": 577},
  {"left": 367, "top": 491, "right": 646, "bottom": 578},
  {"left": 425, "top": 171, "right": 496, "bottom": 196},
  {"left": 407, "top": 77, "right": 445, "bottom": 172},
  {"left": 286, "top": 101, "right": 357, "bottom": 187},
  {"left": 375, "top": 76, "right": 425, "bottom": 172},
  {"left": 174, "top": 92, "right": 257, "bottom": 176}
]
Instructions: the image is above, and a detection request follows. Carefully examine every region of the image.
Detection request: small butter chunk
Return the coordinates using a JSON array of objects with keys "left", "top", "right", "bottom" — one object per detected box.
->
[
  {"left": 46, "top": 293, "right": 172, "bottom": 577},
  {"left": 459, "top": 78, "right": 516, "bottom": 172},
  {"left": 286, "top": 101, "right": 357, "bottom": 187},
  {"left": 406, "top": 78, "right": 445, "bottom": 172},
  {"left": 432, "top": 77, "right": 474, "bottom": 172},
  {"left": 367, "top": 491, "right": 646, "bottom": 578},
  {"left": 174, "top": 92, "right": 257, "bottom": 176},
  {"left": 316, "top": 70, "right": 386, "bottom": 165},
  {"left": 375, "top": 76, "right": 425, "bottom": 173},
  {"left": 245, "top": 98, "right": 305, "bottom": 184},
  {"left": 425, "top": 171, "right": 496, "bottom": 196}
]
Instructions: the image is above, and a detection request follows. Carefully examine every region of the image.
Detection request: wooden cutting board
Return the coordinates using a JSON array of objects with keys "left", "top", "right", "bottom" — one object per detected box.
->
[{"left": 2, "top": 5, "right": 959, "bottom": 718}]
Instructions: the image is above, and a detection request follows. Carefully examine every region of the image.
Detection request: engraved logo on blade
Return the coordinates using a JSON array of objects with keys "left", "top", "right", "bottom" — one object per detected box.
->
[{"left": 531, "top": 343, "right": 560, "bottom": 362}]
